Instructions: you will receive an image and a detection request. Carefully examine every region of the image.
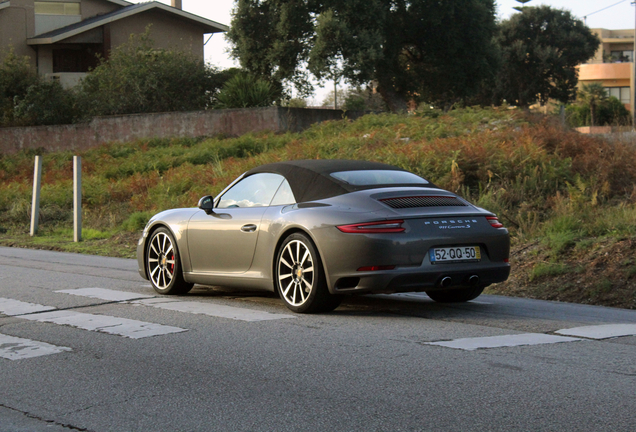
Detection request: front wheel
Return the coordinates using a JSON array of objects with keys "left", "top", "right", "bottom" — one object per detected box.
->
[
  {"left": 146, "top": 227, "right": 193, "bottom": 295},
  {"left": 275, "top": 233, "right": 341, "bottom": 314},
  {"left": 425, "top": 286, "right": 485, "bottom": 303}
]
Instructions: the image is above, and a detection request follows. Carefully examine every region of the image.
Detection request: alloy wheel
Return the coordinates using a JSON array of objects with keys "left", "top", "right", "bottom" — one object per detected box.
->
[
  {"left": 278, "top": 239, "right": 314, "bottom": 306},
  {"left": 147, "top": 231, "right": 176, "bottom": 290}
]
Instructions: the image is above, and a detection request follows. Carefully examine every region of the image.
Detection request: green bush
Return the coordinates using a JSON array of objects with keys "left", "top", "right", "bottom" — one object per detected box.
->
[
  {"left": 121, "top": 211, "right": 153, "bottom": 232},
  {"left": 284, "top": 98, "right": 308, "bottom": 108},
  {"left": 215, "top": 73, "right": 276, "bottom": 108},
  {"left": 566, "top": 96, "right": 630, "bottom": 127},
  {"left": 79, "top": 28, "right": 227, "bottom": 116},
  {"left": 343, "top": 88, "right": 386, "bottom": 112},
  {"left": 13, "top": 80, "right": 78, "bottom": 125},
  {"left": 344, "top": 95, "right": 366, "bottom": 111}
]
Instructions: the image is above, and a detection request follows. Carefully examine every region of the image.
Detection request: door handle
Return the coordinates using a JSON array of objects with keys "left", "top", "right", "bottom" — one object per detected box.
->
[{"left": 240, "top": 224, "right": 257, "bottom": 233}]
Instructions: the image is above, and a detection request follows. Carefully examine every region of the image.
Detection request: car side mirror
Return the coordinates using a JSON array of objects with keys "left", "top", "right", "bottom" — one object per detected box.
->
[{"left": 198, "top": 195, "right": 215, "bottom": 215}]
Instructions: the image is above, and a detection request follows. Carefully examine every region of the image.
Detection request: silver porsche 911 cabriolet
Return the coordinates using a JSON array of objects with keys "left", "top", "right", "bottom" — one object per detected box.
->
[{"left": 137, "top": 159, "right": 510, "bottom": 313}]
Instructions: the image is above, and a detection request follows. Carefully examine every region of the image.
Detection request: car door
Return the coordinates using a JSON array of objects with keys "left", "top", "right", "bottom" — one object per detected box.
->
[{"left": 187, "top": 173, "right": 285, "bottom": 274}]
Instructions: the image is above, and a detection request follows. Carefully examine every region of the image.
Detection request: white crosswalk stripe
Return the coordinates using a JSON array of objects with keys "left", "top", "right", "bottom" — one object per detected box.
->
[
  {"left": 133, "top": 297, "right": 296, "bottom": 322},
  {"left": 57, "top": 288, "right": 296, "bottom": 322},
  {"left": 0, "top": 297, "right": 56, "bottom": 316},
  {"left": 426, "top": 333, "right": 583, "bottom": 351},
  {"left": 21, "top": 310, "right": 187, "bottom": 339},
  {"left": 3, "top": 288, "right": 634, "bottom": 360},
  {"left": 0, "top": 334, "right": 71, "bottom": 360},
  {"left": 555, "top": 324, "right": 636, "bottom": 340},
  {"left": 55, "top": 288, "right": 153, "bottom": 302},
  {"left": 0, "top": 297, "right": 187, "bottom": 341}
]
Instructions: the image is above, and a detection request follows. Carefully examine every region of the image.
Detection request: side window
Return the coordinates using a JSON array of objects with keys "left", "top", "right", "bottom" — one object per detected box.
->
[
  {"left": 270, "top": 179, "right": 296, "bottom": 206},
  {"left": 217, "top": 173, "right": 284, "bottom": 209}
]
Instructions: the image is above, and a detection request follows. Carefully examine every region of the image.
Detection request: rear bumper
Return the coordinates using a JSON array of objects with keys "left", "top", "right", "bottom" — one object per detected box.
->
[
  {"left": 331, "top": 262, "right": 510, "bottom": 294},
  {"left": 312, "top": 217, "right": 511, "bottom": 295}
]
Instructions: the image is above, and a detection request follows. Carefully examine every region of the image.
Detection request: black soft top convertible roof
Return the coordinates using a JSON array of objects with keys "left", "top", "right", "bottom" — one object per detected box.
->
[{"left": 245, "top": 159, "right": 433, "bottom": 202}]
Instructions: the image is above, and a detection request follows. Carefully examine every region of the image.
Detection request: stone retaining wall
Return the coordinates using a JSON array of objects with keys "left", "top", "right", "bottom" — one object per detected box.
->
[
  {"left": 575, "top": 126, "right": 632, "bottom": 134},
  {"left": 0, "top": 107, "right": 360, "bottom": 154}
]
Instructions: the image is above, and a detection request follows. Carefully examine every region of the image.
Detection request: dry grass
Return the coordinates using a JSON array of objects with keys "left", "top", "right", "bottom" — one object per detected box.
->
[{"left": 1, "top": 107, "right": 635, "bottom": 308}]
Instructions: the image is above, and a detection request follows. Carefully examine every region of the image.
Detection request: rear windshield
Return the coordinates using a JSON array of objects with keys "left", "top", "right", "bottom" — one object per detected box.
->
[{"left": 330, "top": 170, "right": 429, "bottom": 186}]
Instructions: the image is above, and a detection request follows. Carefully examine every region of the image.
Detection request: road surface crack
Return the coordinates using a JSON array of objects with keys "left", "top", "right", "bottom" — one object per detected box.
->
[
  {"left": 0, "top": 403, "right": 93, "bottom": 431},
  {"left": 4, "top": 300, "right": 150, "bottom": 317}
]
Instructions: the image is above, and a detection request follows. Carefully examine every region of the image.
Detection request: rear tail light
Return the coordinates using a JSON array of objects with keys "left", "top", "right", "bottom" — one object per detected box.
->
[
  {"left": 486, "top": 216, "right": 504, "bottom": 228},
  {"left": 337, "top": 220, "right": 405, "bottom": 234}
]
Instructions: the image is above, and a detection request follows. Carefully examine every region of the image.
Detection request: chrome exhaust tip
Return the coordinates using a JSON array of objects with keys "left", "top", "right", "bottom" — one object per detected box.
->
[
  {"left": 469, "top": 275, "right": 480, "bottom": 286},
  {"left": 440, "top": 276, "right": 452, "bottom": 288}
]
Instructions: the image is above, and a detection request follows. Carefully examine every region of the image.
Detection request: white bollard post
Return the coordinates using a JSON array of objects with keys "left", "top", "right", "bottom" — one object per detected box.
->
[
  {"left": 30, "top": 155, "right": 42, "bottom": 236},
  {"left": 73, "top": 156, "right": 82, "bottom": 242}
]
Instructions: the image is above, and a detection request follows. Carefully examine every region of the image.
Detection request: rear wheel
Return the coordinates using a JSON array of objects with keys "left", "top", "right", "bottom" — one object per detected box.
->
[
  {"left": 276, "top": 233, "right": 341, "bottom": 313},
  {"left": 425, "top": 286, "right": 485, "bottom": 303},
  {"left": 146, "top": 227, "right": 193, "bottom": 295}
]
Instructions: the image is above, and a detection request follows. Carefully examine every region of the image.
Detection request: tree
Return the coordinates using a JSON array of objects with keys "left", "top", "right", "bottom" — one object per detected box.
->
[
  {"left": 321, "top": 86, "right": 386, "bottom": 111},
  {"left": 79, "top": 29, "right": 224, "bottom": 116},
  {"left": 227, "top": 0, "right": 315, "bottom": 100},
  {"left": 495, "top": 6, "right": 600, "bottom": 107},
  {"left": 228, "top": 0, "right": 500, "bottom": 112},
  {"left": 344, "top": 87, "right": 386, "bottom": 112},
  {"left": 566, "top": 84, "right": 629, "bottom": 127},
  {"left": 0, "top": 50, "right": 38, "bottom": 125},
  {"left": 577, "top": 83, "right": 606, "bottom": 127},
  {"left": 320, "top": 88, "right": 348, "bottom": 109}
]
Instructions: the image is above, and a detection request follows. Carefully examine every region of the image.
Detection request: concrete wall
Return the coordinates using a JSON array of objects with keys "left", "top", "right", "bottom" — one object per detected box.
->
[
  {"left": 575, "top": 126, "right": 632, "bottom": 134},
  {"left": 0, "top": 107, "right": 364, "bottom": 154},
  {"left": 579, "top": 63, "right": 631, "bottom": 82}
]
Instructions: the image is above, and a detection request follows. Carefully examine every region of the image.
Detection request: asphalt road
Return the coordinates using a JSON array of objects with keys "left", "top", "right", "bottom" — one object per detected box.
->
[{"left": 1, "top": 246, "right": 635, "bottom": 432}]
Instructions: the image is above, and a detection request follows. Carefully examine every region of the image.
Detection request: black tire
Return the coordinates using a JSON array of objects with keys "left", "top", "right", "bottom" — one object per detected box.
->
[
  {"left": 146, "top": 227, "right": 193, "bottom": 295},
  {"left": 425, "top": 286, "right": 485, "bottom": 303},
  {"left": 275, "top": 233, "right": 341, "bottom": 314}
]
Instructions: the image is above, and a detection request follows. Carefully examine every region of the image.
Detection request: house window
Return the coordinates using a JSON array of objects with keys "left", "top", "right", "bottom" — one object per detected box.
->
[
  {"left": 604, "top": 87, "right": 631, "bottom": 105},
  {"left": 610, "top": 50, "right": 633, "bottom": 62},
  {"left": 35, "top": 2, "right": 80, "bottom": 15},
  {"left": 53, "top": 47, "right": 100, "bottom": 73}
]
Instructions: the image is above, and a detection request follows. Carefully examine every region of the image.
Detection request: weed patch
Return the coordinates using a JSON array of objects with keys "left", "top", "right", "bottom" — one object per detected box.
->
[{"left": 530, "top": 262, "right": 569, "bottom": 281}]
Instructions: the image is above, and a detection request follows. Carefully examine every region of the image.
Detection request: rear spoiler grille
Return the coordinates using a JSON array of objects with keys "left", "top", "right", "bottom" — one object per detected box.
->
[{"left": 380, "top": 196, "right": 467, "bottom": 209}]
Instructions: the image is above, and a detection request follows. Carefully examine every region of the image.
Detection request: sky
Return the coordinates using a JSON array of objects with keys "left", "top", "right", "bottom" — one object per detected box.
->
[{"left": 130, "top": 0, "right": 636, "bottom": 102}]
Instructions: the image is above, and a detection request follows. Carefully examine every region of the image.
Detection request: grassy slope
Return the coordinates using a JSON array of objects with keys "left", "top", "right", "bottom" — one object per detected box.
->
[{"left": 1, "top": 107, "right": 635, "bottom": 308}]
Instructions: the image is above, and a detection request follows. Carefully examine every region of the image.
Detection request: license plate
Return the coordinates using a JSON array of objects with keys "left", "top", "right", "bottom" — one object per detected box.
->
[{"left": 430, "top": 246, "right": 480, "bottom": 263}]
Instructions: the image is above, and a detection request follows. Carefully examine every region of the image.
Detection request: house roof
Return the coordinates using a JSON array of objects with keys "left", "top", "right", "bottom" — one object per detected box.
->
[
  {"left": 0, "top": 0, "right": 125, "bottom": 9},
  {"left": 106, "top": 0, "right": 133, "bottom": 5},
  {"left": 104, "top": 0, "right": 133, "bottom": 6},
  {"left": 27, "top": 1, "right": 228, "bottom": 45}
]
